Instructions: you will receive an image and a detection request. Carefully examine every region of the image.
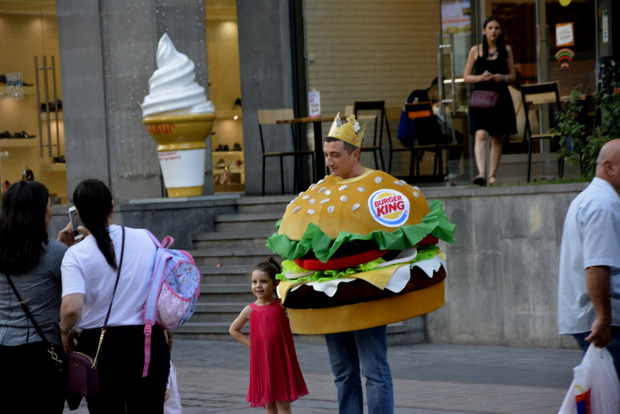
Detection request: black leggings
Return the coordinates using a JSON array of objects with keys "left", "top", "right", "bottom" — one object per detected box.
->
[
  {"left": 0, "top": 341, "right": 66, "bottom": 414},
  {"left": 75, "top": 324, "right": 170, "bottom": 414}
]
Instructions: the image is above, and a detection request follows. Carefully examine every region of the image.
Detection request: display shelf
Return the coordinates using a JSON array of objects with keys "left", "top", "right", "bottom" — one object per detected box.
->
[
  {"left": 0, "top": 138, "right": 38, "bottom": 147},
  {"left": 213, "top": 151, "right": 244, "bottom": 169},
  {"left": 212, "top": 150, "right": 243, "bottom": 155},
  {"left": 214, "top": 109, "right": 242, "bottom": 120},
  {"left": 42, "top": 163, "right": 66, "bottom": 172}
]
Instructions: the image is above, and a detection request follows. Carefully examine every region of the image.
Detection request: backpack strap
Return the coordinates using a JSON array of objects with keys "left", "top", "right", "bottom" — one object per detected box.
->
[{"left": 142, "top": 229, "right": 174, "bottom": 377}]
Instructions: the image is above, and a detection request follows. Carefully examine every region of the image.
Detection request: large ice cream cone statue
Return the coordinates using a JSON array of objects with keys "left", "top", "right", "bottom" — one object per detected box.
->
[
  {"left": 141, "top": 34, "right": 216, "bottom": 198},
  {"left": 143, "top": 113, "right": 214, "bottom": 197}
]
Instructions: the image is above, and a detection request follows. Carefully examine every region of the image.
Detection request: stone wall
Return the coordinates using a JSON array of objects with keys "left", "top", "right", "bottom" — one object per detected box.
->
[{"left": 422, "top": 182, "right": 587, "bottom": 349}]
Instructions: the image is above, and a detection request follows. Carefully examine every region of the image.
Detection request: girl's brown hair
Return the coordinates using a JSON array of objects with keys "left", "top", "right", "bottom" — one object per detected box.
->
[{"left": 253, "top": 257, "right": 282, "bottom": 282}]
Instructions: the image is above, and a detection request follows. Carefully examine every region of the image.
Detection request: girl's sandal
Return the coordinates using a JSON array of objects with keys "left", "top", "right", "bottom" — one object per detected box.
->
[
  {"left": 488, "top": 176, "right": 501, "bottom": 186},
  {"left": 473, "top": 173, "right": 486, "bottom": 186}
]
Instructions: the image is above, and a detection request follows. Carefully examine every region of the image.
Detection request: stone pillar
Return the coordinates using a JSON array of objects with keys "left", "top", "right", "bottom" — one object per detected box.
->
[
  {"left": 237, "top": 0, "right": 296, "bottom": 195},
  {"left": 56, "top": 0, "right": 213, "bottom": 202}
]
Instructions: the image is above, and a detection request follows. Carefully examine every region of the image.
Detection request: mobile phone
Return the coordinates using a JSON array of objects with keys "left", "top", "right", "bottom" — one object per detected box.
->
[{"left": 68, "top": 206, "right": 84, "bottom": 241}]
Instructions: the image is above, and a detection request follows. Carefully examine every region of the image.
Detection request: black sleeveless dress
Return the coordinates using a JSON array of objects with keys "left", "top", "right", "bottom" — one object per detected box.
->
[{"left": 469, "top": 52, "right": 517, "bottom": 136}]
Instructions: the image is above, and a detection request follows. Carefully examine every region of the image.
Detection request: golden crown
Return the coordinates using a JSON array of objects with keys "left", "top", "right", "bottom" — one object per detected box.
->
[{"left": 327, "top": 113, "right": 366, "bottom": 149}]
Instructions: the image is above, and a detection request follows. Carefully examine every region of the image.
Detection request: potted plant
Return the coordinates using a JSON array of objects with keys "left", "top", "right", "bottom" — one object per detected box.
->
[{"left": 552, "top": 62, "right": 620, "bottom": 179}]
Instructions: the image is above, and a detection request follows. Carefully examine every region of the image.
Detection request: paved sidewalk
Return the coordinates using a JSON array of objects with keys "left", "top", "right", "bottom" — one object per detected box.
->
[
  {"left": 67, "top": 338, "right": 580, "bottom": 413},
  {"left": 168, "top": 338, "right": 580, "bottom": 414},
  {"left": 65, "top": 338, "right": 581, "bottom": 414}
]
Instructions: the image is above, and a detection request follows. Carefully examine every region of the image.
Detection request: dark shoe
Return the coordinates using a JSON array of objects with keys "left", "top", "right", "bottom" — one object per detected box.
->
[
  {"left": 215, "top": 144, "right": 223, "bottom": 151},
  {"left": 473, "top": 173, "right": 486, "bottom": 186},
  {"left": 233, "top": 142, "right": 242, "bottom": 151},
  {"left": 222, "top": 144, "right": 229, "bottom": 151},
  {"left": 15, "top": 131, "right": 35, "bottom": 138},
  {"left": 0, "top": 131, "right": 10, "bottom": 138}
]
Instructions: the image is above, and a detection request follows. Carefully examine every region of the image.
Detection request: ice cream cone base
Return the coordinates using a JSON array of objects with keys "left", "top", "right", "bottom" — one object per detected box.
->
[
  {"left": 158, "top": 148, "right": 206, "bottom": 197},
  {"left": 143, "top": 113, "right": 214, "bottom": 198}
]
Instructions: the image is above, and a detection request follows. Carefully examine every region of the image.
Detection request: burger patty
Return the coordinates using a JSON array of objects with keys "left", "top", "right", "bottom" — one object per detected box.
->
[{"left": 282, "top": 265, "right": 446, "bottom": 309}]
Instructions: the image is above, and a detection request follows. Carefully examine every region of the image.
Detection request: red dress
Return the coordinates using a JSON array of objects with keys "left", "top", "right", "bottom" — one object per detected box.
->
[{"left": 248, "top": 299, "right": 308, "bottom": 407}]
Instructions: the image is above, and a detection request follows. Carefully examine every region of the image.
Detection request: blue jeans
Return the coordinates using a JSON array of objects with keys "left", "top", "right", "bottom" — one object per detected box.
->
[
  {"left": 573, "top": 327, "right": 620, "bottom": 380},
  {"left": 325, "top": 325, "right": 394, "bottom": 414}
]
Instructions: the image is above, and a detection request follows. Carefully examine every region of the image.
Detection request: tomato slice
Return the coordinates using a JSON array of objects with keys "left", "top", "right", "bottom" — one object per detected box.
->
[
  {"left": 295, "top": 248, "right": 388, "bottom": 271},
  {"left": 417, "top": 234, "right": 438, "bottom": 245},
  {"left": 294, "top": 234, "right": 437, "bottom": 271}
]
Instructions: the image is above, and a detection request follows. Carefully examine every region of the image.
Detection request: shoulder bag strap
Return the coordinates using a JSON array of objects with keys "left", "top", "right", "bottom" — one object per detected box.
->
[
  {"left": 92, "top": 226, "right": 126, "bottom": 366},
  {"left": 5, "top": 273, "right": 50, "bottom": 344},
  {"left": 5, "top": 273, "right": 63, "bottom": 369}
]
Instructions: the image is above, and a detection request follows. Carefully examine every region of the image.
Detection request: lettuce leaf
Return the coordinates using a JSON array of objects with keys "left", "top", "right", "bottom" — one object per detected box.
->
[
  {"left": 276, "top": 245, "right": 441, "bottom": 283},
  {"left": 267, "top": 199, "right": 455, "bottom": 262}
]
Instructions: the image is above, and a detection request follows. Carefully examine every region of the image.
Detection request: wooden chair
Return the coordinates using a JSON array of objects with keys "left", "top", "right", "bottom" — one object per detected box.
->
[
  {"left": 257, "top": 108, "right": 315, "bottom": 195},
  {"left": 353, "top": 101, "right": 386, "bottom": 171},
  {"left": 521, "top": 81, "right": 564, "bottom": 182}
]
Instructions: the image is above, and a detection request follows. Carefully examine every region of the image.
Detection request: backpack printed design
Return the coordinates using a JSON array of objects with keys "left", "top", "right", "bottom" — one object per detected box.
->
[{"left": 142, "top": 231, "right": 202, "bottom": 376}]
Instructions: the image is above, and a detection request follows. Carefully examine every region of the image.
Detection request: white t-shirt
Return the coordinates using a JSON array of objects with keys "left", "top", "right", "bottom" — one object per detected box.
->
[
  {"left": 61, "top": 224, "right": 156, "bottom": 329},
  {"left": 558, "top": 178, "right": 620, "bottom": 334}
]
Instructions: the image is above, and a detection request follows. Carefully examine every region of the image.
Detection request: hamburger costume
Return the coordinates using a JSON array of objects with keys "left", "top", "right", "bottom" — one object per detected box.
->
[{"left": 267, "top": 114, "right": 456, "bottom": 334}]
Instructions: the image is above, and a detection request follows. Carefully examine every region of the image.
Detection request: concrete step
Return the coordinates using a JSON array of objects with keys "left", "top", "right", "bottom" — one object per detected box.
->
[
  {"left": 214, "top": 212, "right": 281, "bottom": 232},
  {"left": 235, "top": 195, "right": 291, "bottom": 215},
  {"left": 191, "top": 302, "right": 245, "bottom": 323},
  {"left": 200, "top": 283, "right": 253, "bottom": 302},
  {"left": 192, "top": 230, "right": 273, "bottom": 250},
  {"left": 191, "top": 247, "right": 276, "bottom": 267},
  {"left": 199, "top": 264, "right": 253, "bottom": 284}
]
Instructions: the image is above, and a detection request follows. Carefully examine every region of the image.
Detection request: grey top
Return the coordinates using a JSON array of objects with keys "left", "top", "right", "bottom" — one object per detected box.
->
[{"left": 0, "top": 240, "right": 67, "bottom": 346}]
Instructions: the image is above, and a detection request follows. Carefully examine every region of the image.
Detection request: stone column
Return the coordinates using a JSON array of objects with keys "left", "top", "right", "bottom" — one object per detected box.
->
[
  {"left": 56, "top": 0, "right": 213, "bottom": 201},
  {"left": 237, "top": 0, "right": 296, "bottom": 195}
]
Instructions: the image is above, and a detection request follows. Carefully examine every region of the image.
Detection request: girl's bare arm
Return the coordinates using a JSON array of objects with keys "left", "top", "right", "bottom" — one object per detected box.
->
[{"left": 229, "top": 305, "right": 251, "bottom": 347}]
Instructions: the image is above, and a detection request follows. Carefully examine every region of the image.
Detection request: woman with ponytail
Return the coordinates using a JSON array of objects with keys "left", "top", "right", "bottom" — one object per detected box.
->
[{"left": 60, "top": 179, "right": 170, "bottom": 413}]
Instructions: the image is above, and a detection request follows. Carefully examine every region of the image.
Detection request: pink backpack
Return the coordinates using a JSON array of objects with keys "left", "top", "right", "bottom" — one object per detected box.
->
[{"left": 142, "top": 231, "right": 202, "bottom": 377}]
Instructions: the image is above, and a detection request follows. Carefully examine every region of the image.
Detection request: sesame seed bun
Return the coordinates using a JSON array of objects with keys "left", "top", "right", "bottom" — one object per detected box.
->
[{"left": 278, "top": 169, "right": 431, "bottom": 241}]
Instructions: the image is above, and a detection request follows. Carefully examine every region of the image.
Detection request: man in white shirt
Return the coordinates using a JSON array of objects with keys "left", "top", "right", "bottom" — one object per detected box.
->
[{"left": 558, "top": 139, "right": 620, "bottom": 377}]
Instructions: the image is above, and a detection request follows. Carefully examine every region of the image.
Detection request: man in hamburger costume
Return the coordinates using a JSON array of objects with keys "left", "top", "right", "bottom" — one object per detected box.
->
[{"left": 267, "top": 113, "right": 455, "bottom": 413}]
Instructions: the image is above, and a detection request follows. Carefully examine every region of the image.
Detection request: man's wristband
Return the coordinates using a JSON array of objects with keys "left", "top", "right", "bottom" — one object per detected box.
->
[{"left": 60, "top": 323, "right": 71, "bottom": 335}]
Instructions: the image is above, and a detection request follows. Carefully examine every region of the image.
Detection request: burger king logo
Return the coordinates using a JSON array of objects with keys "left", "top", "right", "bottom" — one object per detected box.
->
[{"left": 368, "top": 189, "right": 410, "bottom": 227}]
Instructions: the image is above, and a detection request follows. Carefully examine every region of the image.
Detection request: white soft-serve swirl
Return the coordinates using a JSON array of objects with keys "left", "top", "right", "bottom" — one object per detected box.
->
[{"left": 141, "top": 33, "right": 214, "bottom": 118}]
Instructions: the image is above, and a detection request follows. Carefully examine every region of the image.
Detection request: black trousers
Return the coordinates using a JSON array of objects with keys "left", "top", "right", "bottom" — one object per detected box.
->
[
  {"left": 75, "top": 325, "right": 170, "bottom": 414},
  {"left": 0, "top": 341, "right": 66, "bottom": 414}
]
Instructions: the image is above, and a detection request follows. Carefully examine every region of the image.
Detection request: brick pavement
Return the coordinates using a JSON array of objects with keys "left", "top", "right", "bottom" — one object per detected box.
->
[{"left": 66, "top": 338, "right": 583, "bottom": 413}]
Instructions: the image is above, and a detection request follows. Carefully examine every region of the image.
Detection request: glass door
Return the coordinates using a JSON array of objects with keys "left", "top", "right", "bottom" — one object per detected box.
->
[
  {"left": 438, "top": 0, "right": 473, "bottom": 182},
  {"left": 440, "top": 0, "right": 599, "bottom": 182}
]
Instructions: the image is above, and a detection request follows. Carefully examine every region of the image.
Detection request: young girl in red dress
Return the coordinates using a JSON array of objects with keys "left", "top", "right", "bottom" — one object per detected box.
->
[{"left": 229, "top": 257, "right": 308, "bottom": 413}]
